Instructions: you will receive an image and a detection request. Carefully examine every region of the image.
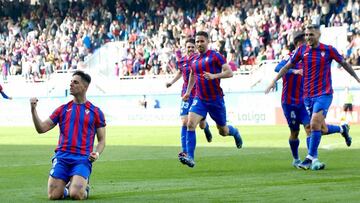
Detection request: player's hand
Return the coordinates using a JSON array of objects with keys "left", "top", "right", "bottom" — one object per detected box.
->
[
  {"left": 203, "top": 71, "right": 215, "bottom": 80},
  {"left": 8, "top": 96, "right": 13, "bottom": 100},
  {"left": 182, "top": 93, "right": 190, "bottom": 101},
  {"left": 293, "top": 69, "right": 303, "bottom": 76},
  {"left": 30, "top": 97, "right": 39, "bottom": 109},
  {"left": 165, "top": 82, "right": 172, "bottom": 88},
  {"left": 264, "top": 81, "right": 276, "bottom": 94},
  {"left": 89, "top": 152, "right": 99, "bottom": 162}
]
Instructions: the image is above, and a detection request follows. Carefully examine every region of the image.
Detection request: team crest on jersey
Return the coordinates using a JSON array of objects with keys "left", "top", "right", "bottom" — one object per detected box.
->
[
  {"left": 85, "top": 109, "right": 90, "bottom": 114},
  {"left": 321, "top": 51, "right": 325, "bottom": 57}
]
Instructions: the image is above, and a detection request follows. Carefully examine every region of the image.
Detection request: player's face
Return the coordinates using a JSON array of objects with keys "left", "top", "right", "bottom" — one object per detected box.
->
[
  {"left": 70, "top": 75, "right": 88, "bottom": 96},
  {"left": 195, "top": 35, "right": 208, "bottom": 53},
  {"left": 305, "top": 28, "right": 320, "bottom": 48},
  {"left": 186, "top": 42, "right": 195, "bottom": 55}
]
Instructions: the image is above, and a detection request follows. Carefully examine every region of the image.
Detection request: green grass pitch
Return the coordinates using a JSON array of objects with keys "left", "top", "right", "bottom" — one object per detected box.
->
[{"left": 0, "top": 125, "right": 360, "bottom": 202}]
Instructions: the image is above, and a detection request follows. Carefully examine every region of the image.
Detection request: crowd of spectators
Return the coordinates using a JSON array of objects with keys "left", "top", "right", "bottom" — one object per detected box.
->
[{"left": 0, "top": 0, "right": 359, "bottom": 81}]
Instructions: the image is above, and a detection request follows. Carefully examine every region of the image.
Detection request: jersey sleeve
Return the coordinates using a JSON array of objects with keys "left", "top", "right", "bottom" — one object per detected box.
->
[
  {"left": 49, "top": 105, "right": 63, "bottom": 124},
  {"left": 188, "top": 54, "right": 196, "bottom": 72},
  {"left": 214, "top": 51, "right": 226, "bottom": 67},
  {"left": 95, "top": 107, "right": 106, "bottom": 128},
  {"left": 176, "top": 58, "right": 183, "bottom": 71},
  {"left": 276, "top": 52, "right": 300, "bottom": 75},
  {"left": 290, "top": 46, "right": 303, "bottom": 65},
  {"left": 329, "top": 45, "right": 344, "bottom": 63},
  {"left": 274, "top": 58, "right": 289, "bottom": 72}
]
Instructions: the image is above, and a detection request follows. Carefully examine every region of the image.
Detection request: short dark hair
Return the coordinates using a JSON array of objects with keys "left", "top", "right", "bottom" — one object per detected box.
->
[
  {"left": 293, "top": 31, "right": 305, "bottom": 44},
  {"left": 73, "top": 70, "right": 91, "bottom": 84},
  {"left": 195, "top": 31, "right": 209, "bottom": 39},
  {"left": 305, "top": 24, "right": 320, "bottom": 30},
  {"left": 185, "top": 38, "right": 195, "bottom": 44}
]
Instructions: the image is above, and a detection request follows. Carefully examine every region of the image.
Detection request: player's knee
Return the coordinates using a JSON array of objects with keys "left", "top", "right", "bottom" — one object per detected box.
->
[
  {"left": 290, "top": 131, "right": 299, "bottom": 139},
  {"left": 181, "top": 118, "right": 188, "bottom": 127},
  {"left": 187, "top": 121, "right": 196, "bottom": 130},
  {"left": 48, "top": 192, "right": 62, "bottom": 200},
  {"left": 198, "top": 121, "right": 206, "bottom": 129},
  {"left": 218, "top": 129, "right": 227, "bottom": 136},
  {"left": 69, "top": 183, "right": 87, "bottom": 200},
  {"left": 47, "top": 183, "right": 63, "bottom": 200},
  {"left": 310, "top": 121, "right": 321, "bottom": 130},
  {"left": 69, "top": 190, "right": 86, "bottom": 200},
  {"left": 304, "top": 124, "right": 311, "bottom": 132},
  {"left": 181, "top": 121, "right": 187, "bottom": 126}
]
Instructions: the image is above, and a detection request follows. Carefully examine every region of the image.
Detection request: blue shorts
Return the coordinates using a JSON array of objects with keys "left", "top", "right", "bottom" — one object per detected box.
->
[
  {"left": 282, "top": 103, "right": 310, "bottom": 131},
  {"left": 304, "top": 94, "right": 333, "bottom": 118},
  {"left": 189, "top": 97, "right": 227, "bottom": 126},
  {"left": 180, "top": 97, "right": 193, "bottom": 116},
  {"left": 49, "top": 151, "right": 92, "bottom": 183}
]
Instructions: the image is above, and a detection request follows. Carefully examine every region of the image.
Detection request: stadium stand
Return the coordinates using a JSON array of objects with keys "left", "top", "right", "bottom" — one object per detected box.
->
[
  {"left": 0, "top": 0, "right": 359, "bottom": 82},
  {"left": 0, "top": 0, "right": 360, "bottom": 126}
]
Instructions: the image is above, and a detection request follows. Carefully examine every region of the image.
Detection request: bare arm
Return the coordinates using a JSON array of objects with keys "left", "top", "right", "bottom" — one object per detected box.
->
[
  {"left": 182, "top": 70, "right": 195, "bottom": 101},
  {"left": 30, "top": 97, "right": 56, "bottom": 133},
  {"left": 265, "top": 61, "right": 295, "bottom": 94},
  {"left": 89, "top": 127, "right": 106, "bottom": 162},
  {"left": 166, "top": 69, "right": 182, "bottom": 88},
  {"left": 339, "top": 60, "right": 360, "bottom": 83},
  {"left": 203, "top": 63, "right": 233, "bottom": 80}
]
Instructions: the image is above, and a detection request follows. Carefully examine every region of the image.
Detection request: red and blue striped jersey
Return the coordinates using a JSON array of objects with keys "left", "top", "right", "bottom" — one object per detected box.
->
[
  {"left": 275, "top": 53, "right": 304, "bottom": 105},
  {"left": 177, "top": 54, "right": 196, "bottom": 98},
  {"left": 290, "top": 43, "right": 343, "bottom": 98},
  {"left": 50, "top": 100, "right": 106, "bottom": 156},
  {"left": 190, "top": 50, "right": 225, "bottom": 101}
]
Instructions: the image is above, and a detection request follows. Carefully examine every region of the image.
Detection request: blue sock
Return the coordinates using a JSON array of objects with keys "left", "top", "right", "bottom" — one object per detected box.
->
[
  {"left": 326, "top": 124, "right": 341, "bottom": 135},
  {"left": 181, "top": 126, "right": 187, "bottom": 152},
  {"left": 186, "top": 130, "right": 196, "bottom": 159},
  {"left": 289, "top": 139, "right": 300, "bottom": 159},
  {"left": 227, "top": 125, "right": 238, "bottom": 136},
  {"left": 204, "top": 122, "right": 209, "bottom": 131},
  {"left": 306, "top": 136, "right": 310, "bottom": 150},
  {"left": 309, "top": 131, "right": 322, "bottom": 158}
]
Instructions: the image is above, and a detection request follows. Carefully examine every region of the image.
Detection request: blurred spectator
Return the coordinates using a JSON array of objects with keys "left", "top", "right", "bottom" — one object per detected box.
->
[
  {"left": 0, "top": 0, "right": 358, "bottom": 81},
  {"left": 139, "top": 95, "right": 147, "bottom": 109},
  {"left": 114, "top": 62, "right": 119, "bottom": 77}
]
